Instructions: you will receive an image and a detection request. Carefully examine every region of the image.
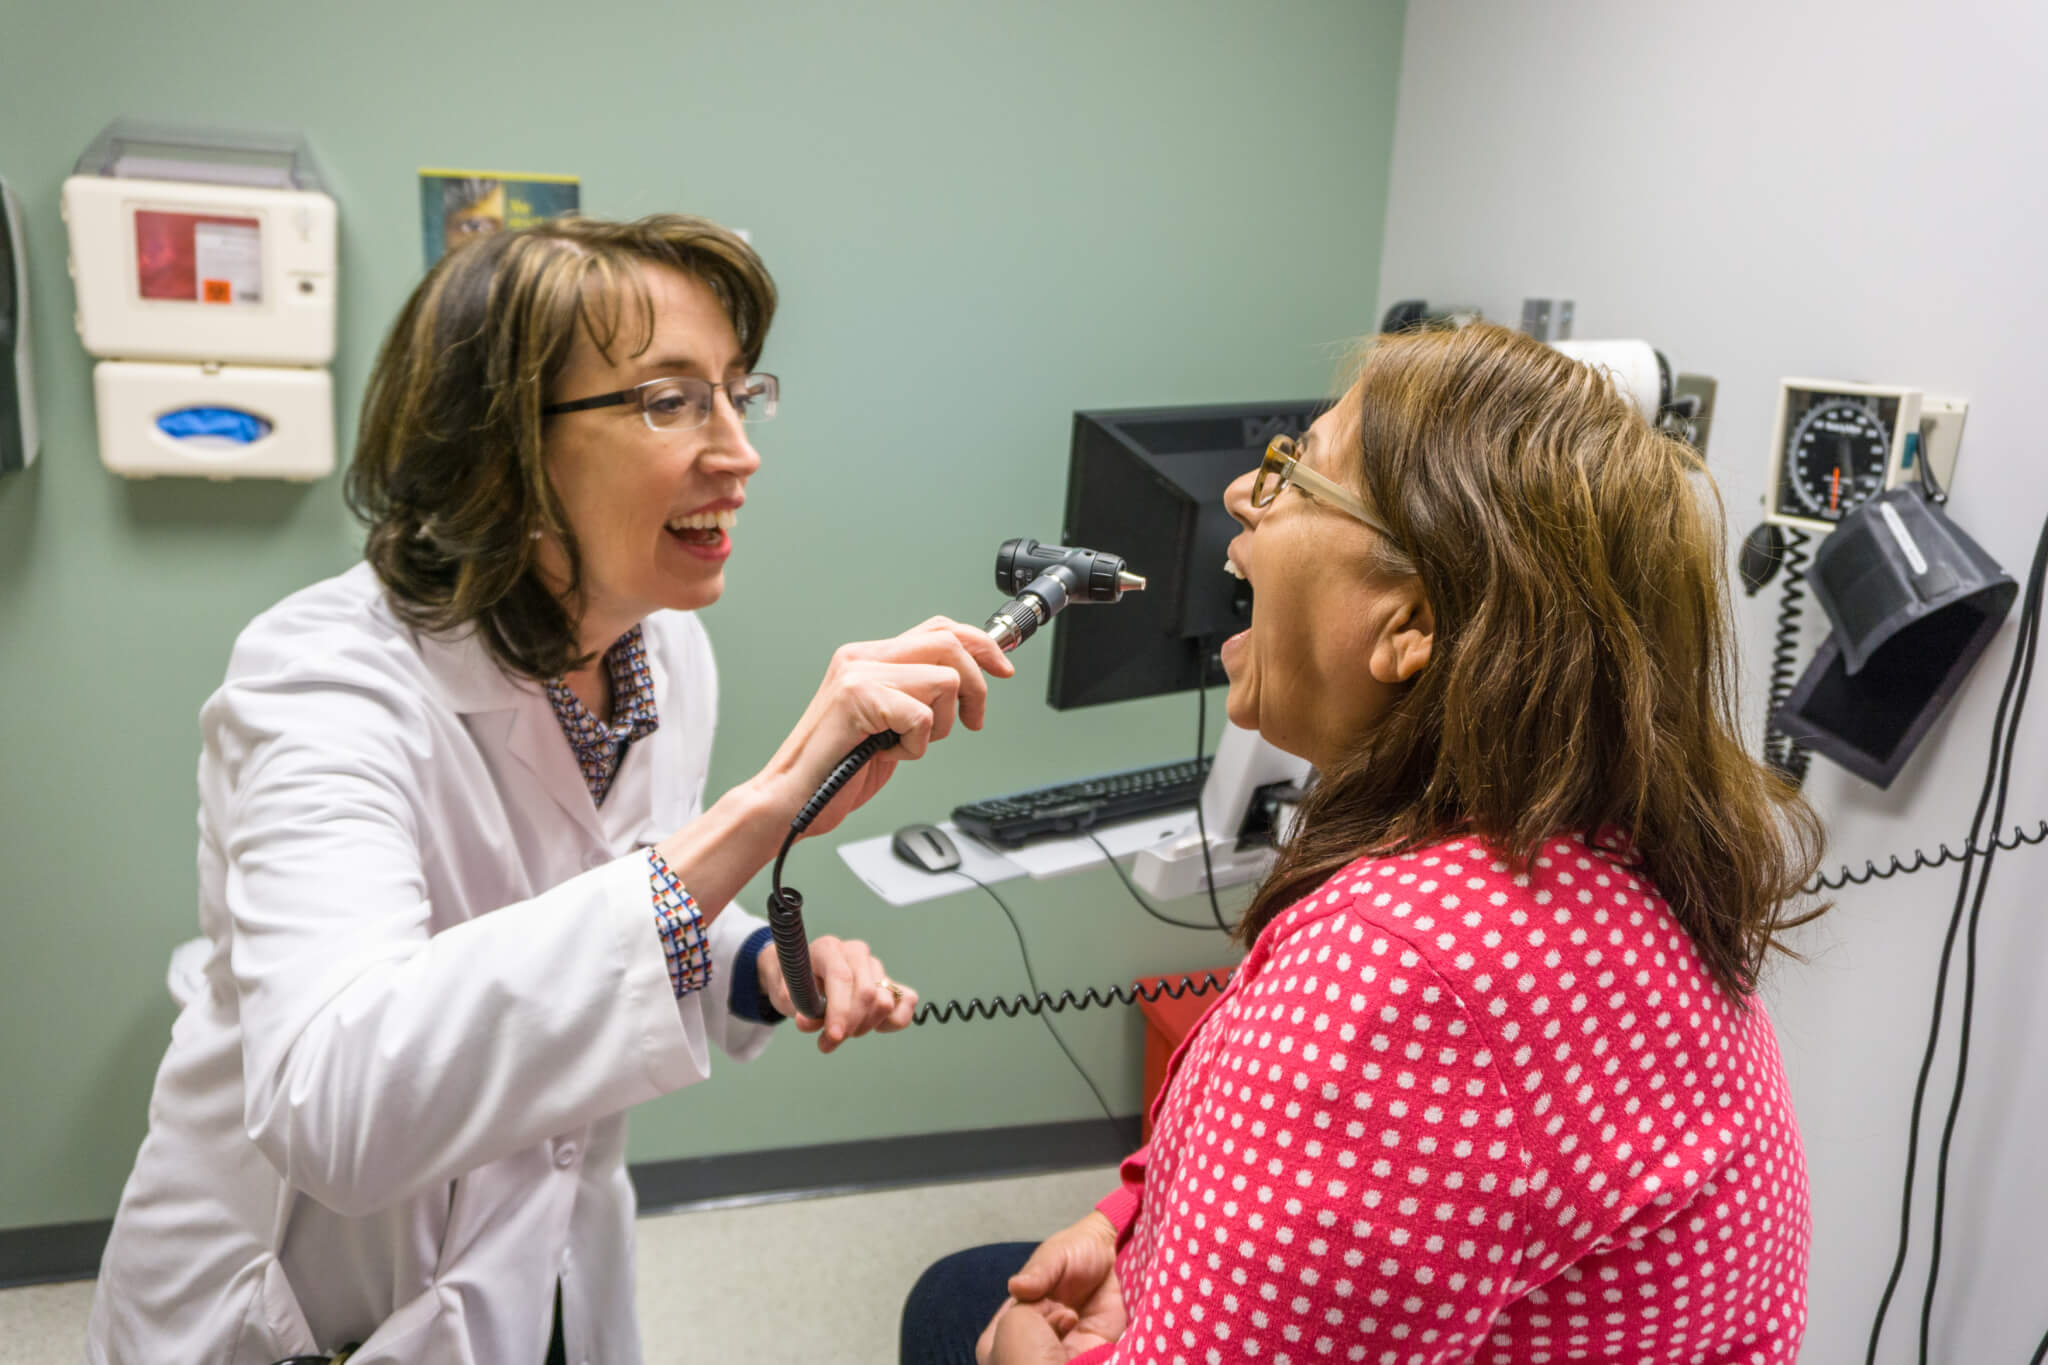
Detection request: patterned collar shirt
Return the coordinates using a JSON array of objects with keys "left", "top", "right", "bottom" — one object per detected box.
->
[
  {"left": 542, "top": 625, "right": 660, "bottom": 807},
  {"left": 540, "top": 624, "right": 779, "bottom": 1020}
]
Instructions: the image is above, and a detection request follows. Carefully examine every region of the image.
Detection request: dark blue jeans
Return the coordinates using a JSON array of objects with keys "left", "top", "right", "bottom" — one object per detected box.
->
[{"left": 899, "top": 1242, "right": 1036, "bottom": 1365}]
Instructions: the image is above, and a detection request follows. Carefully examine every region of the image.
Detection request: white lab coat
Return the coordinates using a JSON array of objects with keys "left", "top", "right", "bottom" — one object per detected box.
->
[{"left": 85, "top": 562, "right": 777, "bottom": 1365}]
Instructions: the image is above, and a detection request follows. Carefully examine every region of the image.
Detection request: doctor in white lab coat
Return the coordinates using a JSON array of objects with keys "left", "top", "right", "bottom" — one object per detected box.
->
[{"left": 84, "top": 215, "right": 1013, "bottom": 1365}]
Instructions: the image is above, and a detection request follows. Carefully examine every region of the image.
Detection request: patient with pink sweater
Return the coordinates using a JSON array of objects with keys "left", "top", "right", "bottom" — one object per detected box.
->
[{"left": 902, "top": 323, "right": 1826, "bottom": 1365}]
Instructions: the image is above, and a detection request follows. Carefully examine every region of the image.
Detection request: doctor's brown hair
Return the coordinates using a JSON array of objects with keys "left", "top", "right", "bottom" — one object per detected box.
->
[
  {"left": 1240, "top": 323, "right": 1826, "bottom": 1000},
  {"left": 345, "top": 214, "right": 776, "bottom": 680}
]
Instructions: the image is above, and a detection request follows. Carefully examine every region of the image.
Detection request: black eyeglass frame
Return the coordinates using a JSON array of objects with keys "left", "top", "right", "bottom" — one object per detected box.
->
[{"left": 540, "top": 373, "right": 780, "bottom": 429}]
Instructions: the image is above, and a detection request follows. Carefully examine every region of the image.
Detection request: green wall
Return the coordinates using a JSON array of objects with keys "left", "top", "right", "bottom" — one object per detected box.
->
[{"left": 0, "top": 0, "right": 1407, "bottom": 1230}]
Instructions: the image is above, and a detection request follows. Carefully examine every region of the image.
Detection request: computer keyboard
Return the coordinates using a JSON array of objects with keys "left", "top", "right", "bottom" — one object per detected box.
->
[{"left": 951, "top": 757, "right": 1213, "bottom": 848}]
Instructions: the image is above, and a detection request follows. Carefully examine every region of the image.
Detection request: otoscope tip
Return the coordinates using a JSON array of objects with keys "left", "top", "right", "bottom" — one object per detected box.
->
[{"left": 1118, "top": 570, "right": 1147, "bottom": 594}]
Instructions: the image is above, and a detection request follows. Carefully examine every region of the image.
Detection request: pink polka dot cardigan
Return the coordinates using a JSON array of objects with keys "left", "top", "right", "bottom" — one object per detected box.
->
[{"left": 1079, "top": 832, "right": 1809, "bottom": 1365}]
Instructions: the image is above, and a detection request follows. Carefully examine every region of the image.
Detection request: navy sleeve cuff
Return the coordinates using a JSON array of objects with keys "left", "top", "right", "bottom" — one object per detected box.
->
[{"left": 727, "top": 924, "right": 787, "bottom": 1025}]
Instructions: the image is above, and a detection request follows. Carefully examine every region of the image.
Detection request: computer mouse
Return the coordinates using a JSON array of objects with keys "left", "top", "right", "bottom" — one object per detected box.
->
[{"left": 891, "top": 822, "right": 961, "bottom": 874}]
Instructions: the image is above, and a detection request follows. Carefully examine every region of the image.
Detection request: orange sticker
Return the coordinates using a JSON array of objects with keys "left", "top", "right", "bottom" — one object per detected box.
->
[{"left": 201, "top": 278, "right": 232, "bottom": 304}]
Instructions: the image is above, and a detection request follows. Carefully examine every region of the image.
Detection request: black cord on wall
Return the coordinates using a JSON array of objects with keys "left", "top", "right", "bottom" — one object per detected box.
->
[
  {"left": 1760, "top": 528, "right": 1816, "bottom": 784},
  {"left": 950, "top": 867, "right": 1120, "bottom": 1128},
  {"left": 1084, "top": 830, "right": 1227, "bottom": 932},
  {"left": 1860, "top": 506, "right": 2048, "bottom": 1365},
  {"left": 1915, "top": 509, "right": 2046, "bottom": 1365}
]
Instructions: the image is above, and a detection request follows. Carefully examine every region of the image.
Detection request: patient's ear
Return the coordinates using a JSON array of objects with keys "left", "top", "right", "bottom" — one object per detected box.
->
[{"left": 1369, "top": 582, "right": 1433, "bottom": 685}]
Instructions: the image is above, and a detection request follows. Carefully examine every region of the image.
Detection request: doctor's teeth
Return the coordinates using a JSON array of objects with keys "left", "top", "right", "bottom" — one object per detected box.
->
[{"left": 667, "top": 509, "right": 737, "bottom": 532}]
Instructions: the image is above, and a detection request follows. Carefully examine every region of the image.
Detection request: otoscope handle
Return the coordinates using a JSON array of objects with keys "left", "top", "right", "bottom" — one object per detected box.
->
[
  {"left": 983, "top": 597, "right": 1046, "bottom": 653},
  {"left": 766, "top": 730, "right": 902, "bottom": 1020}
]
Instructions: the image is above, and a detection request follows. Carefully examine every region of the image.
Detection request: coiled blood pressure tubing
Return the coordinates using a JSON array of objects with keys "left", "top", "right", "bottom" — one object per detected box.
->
[{"left": 764, "top": 539, "right": 1234, "bottom": 1023}]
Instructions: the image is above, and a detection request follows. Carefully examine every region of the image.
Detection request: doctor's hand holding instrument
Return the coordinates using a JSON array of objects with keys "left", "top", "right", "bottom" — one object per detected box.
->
[
  {"left": 699, "top": 613, "right": 1019, "bottom": 1047},
  {"left": 765, "top": 540, "right": 1149, "bottom": 1020}
]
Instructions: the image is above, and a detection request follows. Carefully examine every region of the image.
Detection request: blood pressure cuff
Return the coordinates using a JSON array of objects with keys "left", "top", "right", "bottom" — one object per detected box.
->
[
  {"left": 1811, "top": 488, "right": 2014, "bottom": 674},
  {"left": 1777, "top": 488, "right": 2016, "bottom": 787}
]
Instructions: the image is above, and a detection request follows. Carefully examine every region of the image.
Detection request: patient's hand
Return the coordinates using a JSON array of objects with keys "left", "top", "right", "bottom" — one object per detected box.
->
[
  {"left": 1009, "top": 1211, "right": 1118, "bottom": 1311},
  {"left": 985, "top": 1298, "right": 1091, "bottom": 1364},
  {"left": 977, "top": 1269, "right": 1126, "bottom": 1364},
  {"left": 982, "top": 1302, "right": 1065, "bottom": 1364},
  {"left": 1053, "top": 1264, "right": 1125, "bottom": 1357},
  {"left": 978, "top": 1212, "right": 1127, "bottom": 1362}
]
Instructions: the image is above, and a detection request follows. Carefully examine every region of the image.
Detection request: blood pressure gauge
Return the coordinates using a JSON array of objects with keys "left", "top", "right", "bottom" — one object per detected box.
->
[{"left": 1764, "top": 378, "right": 1969, "bottom": 533}]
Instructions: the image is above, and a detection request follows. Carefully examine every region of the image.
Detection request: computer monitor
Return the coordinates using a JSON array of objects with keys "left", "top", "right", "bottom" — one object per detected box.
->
[{"left": 1047, "top": 400, "right": 1328, "bottom": 709}]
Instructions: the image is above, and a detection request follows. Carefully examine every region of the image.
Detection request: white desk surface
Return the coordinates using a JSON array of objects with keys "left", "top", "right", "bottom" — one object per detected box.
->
[{"left": 837, "top": 806, "right": 1199, "bottom": 906}]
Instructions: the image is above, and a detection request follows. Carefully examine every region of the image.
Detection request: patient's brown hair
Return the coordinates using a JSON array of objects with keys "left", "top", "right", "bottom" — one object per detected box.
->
[
  {"left": 345, "top": 214, "right": 776, "bottom": 680},
  {"left": 1241, "top": 323, "right": 1825, "bottom": 999}
]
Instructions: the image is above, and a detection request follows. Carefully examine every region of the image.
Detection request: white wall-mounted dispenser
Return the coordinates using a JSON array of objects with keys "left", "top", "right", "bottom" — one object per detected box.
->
[{"left": 62, "top": 118, "right": 337, "bottom": 481}]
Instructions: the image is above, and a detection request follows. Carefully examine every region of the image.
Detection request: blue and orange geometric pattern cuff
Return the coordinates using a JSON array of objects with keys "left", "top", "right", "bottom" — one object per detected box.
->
[{"left": 649, "top": 848, "right": 713, "bottom": 1000}]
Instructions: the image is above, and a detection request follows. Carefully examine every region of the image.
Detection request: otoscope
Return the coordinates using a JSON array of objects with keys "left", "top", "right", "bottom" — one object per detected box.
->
[{"left": 764, "top": 539, "right": 1145, "bottom": 1019}]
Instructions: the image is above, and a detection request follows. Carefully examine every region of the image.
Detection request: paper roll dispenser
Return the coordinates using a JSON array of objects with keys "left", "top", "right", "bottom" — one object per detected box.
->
[{"left": 1776, "top": 486, "right": 2016, "bottom": 787}]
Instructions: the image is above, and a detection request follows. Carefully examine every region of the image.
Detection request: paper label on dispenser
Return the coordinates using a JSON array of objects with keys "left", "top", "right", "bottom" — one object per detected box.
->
[
  {"left": 193, "top": 222, "right": 262, "bottom": 304},
  {"left": 1879, "top": 502, "right": 1928, "bottom": 575}
]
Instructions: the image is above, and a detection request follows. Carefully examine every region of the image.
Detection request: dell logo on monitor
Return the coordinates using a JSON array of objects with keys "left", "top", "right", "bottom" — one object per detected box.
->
[{"left": 1241, "top": 414, "right": 1310, "bottom": 448}]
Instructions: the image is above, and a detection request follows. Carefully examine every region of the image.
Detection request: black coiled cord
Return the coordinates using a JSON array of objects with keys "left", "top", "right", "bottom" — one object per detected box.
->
[
  {"left": 765, "top": 730, "right": 900, "bottom": 1019},
  {"left": 913, "top": 969, "right": 1231, "bottom": 1025},
  {"left": 764, "top": 729, "right": 1235, "bottom": 1029},
  {"left": 1807, "top": 819, "right": 2048, "bottom": 893},
  {"left": 1760, "top": 527, "right": 1814, "bottom": 784}
]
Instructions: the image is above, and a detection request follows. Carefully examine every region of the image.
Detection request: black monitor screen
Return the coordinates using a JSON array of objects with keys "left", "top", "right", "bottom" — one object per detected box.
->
[{"left": 1048, "top": 401, "right": 1328, "bottom": 710}]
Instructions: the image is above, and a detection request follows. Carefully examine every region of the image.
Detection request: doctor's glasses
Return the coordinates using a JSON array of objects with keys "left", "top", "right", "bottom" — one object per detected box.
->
[{"left": 541, "top": 373, "right": 780, "bottom": 432}]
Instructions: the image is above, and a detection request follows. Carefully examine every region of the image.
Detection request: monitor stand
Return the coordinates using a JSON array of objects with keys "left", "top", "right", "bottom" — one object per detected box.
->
[{"left": 1131, "top": 723, "right": 1312, "bottom": 901}]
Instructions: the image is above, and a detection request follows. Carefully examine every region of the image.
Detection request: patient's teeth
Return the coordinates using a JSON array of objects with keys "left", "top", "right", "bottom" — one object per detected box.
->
[{"left": 1223, "top": 556, "right": 1245, "bottom": 579}]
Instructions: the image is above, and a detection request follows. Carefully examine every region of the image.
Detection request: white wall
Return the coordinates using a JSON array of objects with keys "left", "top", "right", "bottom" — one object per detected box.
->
[{"left": 1379, "top": 3, "right": 2048, "bottom": 1361}]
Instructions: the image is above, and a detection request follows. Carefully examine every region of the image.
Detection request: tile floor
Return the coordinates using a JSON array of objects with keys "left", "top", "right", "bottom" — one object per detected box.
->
[{"left": 0, "top": 1165, "right": 1117, "bottom": 1365}]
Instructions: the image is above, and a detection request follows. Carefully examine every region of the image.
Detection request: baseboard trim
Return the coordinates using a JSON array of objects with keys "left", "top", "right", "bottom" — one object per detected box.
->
[
  {"left": 0, "top": 1116, "right": 1139, "bottom": 1289},
  {"left": 629, "top": 1115, "right": 1141, "bottom": 1215},
  {"left": 0, "top": 1219, "right": 110, "bottom": 1290}
]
